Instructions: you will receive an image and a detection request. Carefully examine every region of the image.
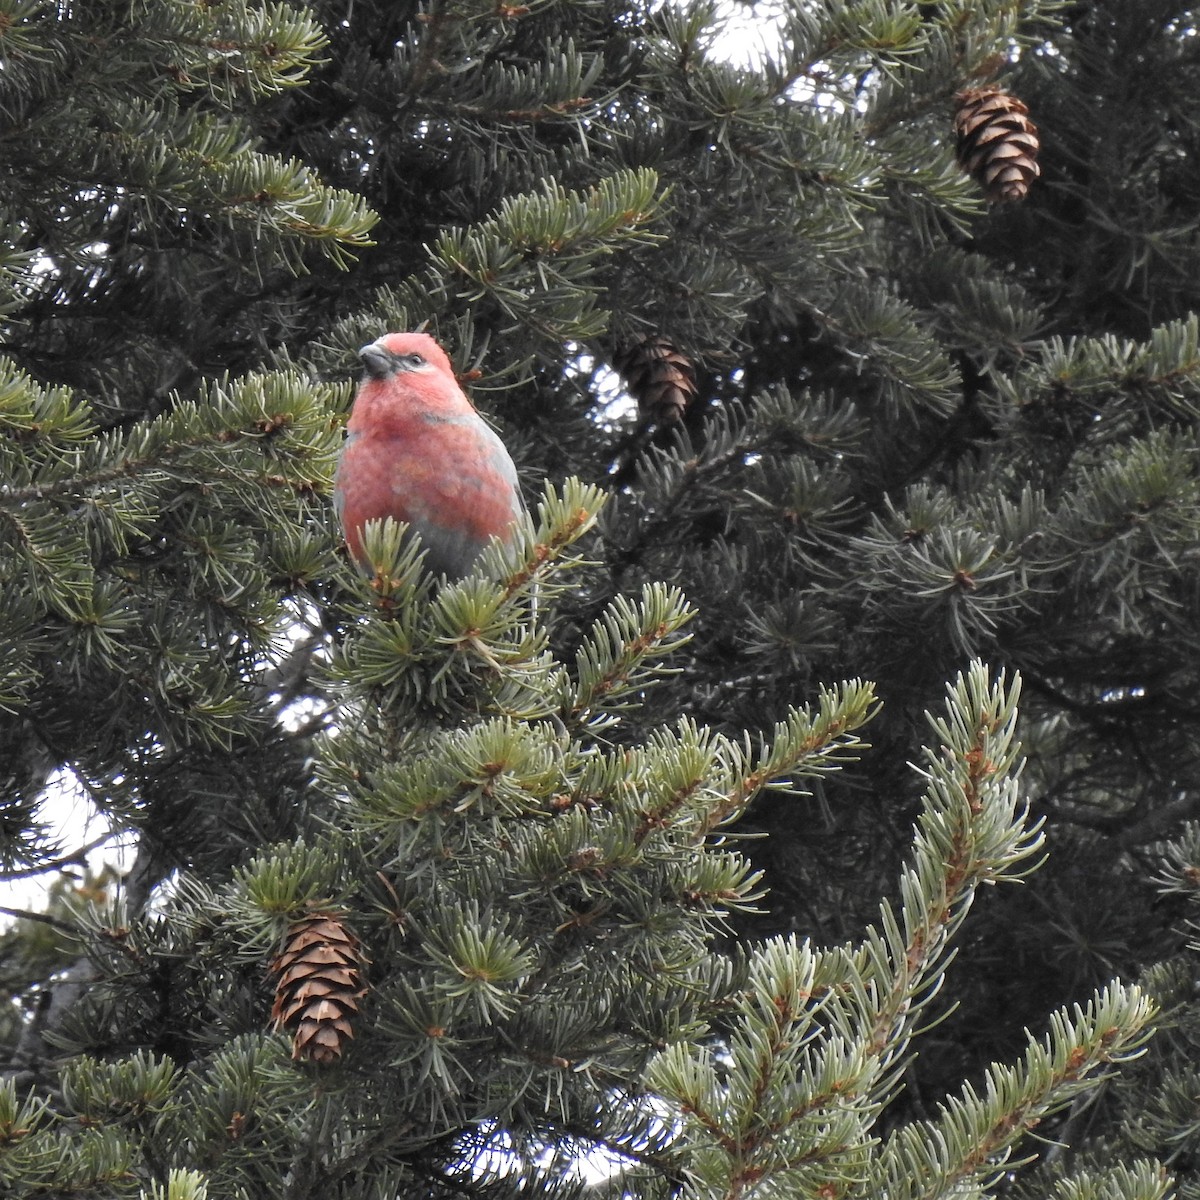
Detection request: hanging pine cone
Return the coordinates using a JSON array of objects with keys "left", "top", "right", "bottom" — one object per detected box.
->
[
  {"left": 953, "top": 86, "right": 1040, "bottom": 203},
  {"left": 613, "top": 334, "right": 698, "bottom": 425},
  {"left": 270, "top": 911, "right": 368, "bottom": 1064}
]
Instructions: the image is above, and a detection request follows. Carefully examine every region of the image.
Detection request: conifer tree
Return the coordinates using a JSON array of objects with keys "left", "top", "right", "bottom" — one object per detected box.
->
[
  {"left": 1008, "top": 823, "right": 1200, "bottom": 1200},
  {"left": 1, "top": 0, "right": 1197, "bottom": 1197}
]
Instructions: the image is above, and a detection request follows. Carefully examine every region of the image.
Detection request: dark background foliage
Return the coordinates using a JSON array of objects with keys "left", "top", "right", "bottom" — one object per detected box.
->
[{"left": 3, "top": 0, "right": 1200, "bottom": 1195}]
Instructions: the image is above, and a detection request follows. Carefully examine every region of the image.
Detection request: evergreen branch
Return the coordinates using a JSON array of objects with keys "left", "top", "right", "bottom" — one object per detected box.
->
[
  {"left": 610, "top": 429, "right": 767, "bottom": 579},
  {"left": 1039, "top": 786, "right": 1200, "bottom": 851},
  {"left": 430, "top": 97, "right": 594, "bottom": 122},
  {"left": 645, "top": 667, "right": 1049, "bottom": 1199},
  {"left": 0, "top": 454, "right": 179, "bottom": 505},
  {"left": 494, "top": 479, "right": 607, "bottom": 606},
  {"left": 871, "top": 985, "right": 1155, "bottom": 1200},
  {"left": 1046, "top": 1162, "right": 1173, "bottom": 1200},
  {"left": 0, "top": 368, "right": 339, "bottom": 507},
  {"left": 407, "top": 0, "right": 457, "bottom": 95},
  {"left": 0, "top": 832, "right": 115, "bottom": 881},
  {"left": 708, "top": 681, "right": 878, "bottom": 830},
  {"left": 568, "top": 583, "right": 695, "bottom": 730},
  {"left": 0, "top": 904, "right": 77, "bottom": 934},
  {"left": 645, "top": 937, "right": 876, "bottom": 1199},
  {"left": 372, "top": 168, "right": 668, "bottom": 345},
  {"left": 861, "top": 666, "right": 1044, "bottom": 1086},
  {"left": 568, "top": 420, "right": 767, "bottom": 664}
]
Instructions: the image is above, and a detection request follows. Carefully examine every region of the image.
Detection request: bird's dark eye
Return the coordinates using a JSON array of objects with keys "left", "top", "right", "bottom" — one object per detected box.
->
[{"left": 406, "top": 352, "right": 425, "bottom": 367}]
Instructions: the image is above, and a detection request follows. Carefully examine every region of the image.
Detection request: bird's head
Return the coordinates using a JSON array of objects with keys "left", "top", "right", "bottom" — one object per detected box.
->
[{"left": 358, "top": 332, "right": 454, "bottom": 381}]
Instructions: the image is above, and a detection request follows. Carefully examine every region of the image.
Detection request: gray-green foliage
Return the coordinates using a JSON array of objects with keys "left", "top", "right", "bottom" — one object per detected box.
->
[
  {"left": 0, "top": 0, "right": 1196, "bottom": 1198},
  {"left": 0, "top": 523, "right": 1156, "bottom": 1197}
]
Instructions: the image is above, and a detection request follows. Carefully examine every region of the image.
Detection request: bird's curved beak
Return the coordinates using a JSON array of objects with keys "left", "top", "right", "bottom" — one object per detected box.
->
[{"left": 359, "top": 342, "right": 394, "bottom": 379}]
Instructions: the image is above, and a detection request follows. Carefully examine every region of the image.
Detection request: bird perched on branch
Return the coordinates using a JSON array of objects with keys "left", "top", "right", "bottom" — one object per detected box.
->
[{"left": 333, "top": 331, "right": 523, "bottom": 579}]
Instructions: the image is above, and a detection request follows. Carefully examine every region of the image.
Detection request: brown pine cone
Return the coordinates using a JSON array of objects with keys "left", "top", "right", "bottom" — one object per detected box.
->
[
  {"left": 270, "top": 911, "right": 368, "bottom": 1064},
  {"left": 953, "top": 86, "right": 1040, "bottom": 203}
]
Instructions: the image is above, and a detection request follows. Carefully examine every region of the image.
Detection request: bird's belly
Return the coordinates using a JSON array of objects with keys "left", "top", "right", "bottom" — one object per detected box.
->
[{"left": 336, "top": 433, "right": 521, "bottom": 577}]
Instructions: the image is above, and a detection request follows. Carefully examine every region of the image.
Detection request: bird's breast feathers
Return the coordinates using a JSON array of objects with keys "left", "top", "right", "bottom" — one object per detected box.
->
[{"left": 338, "top": 425, "right": 520, "bottom": 532}]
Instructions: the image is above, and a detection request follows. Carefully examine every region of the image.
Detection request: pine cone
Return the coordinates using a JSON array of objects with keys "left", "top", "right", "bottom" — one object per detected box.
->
[
  {"left": 270, "top": 911, "right": 368, "bottom": 1064},
  {"left": 953, "top": 86, "right": 1040, "bottom": 203},
  {"left": 613, "top": 334, "right": 698, "bottom": 425}
]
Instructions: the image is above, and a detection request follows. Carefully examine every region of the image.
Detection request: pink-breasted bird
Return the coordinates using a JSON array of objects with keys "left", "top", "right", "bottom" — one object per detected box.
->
[{"left": 333, "top": 332, "right": 523, "bottom": 579}]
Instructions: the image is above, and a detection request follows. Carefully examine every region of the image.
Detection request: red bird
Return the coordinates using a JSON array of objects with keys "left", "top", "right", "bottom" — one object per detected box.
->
[{"left": 333, "top": 332, "right": 523, "bottom": 579}]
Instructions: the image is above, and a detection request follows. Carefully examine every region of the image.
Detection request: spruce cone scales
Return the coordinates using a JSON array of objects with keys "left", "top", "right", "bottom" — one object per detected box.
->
[
  {"left": 613, "top": 334, "right": 698, "bottom": 425},
  {"left": 270, "top": 912, "right": 368, "bottom": 1064},
  {"left": 953, "top": 86, "right": 1040, "bottom": 203}
]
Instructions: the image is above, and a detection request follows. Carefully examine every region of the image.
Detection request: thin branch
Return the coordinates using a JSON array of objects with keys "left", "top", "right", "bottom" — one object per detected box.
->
[
  {"left": 0, "top": 832, "right": 118, "bottom": 881},
  {"left": 0, "top": 904, "right": 78, "bottom": 935},
  {"left": 407, "top": 1, "right": 456, "bottom": 95}
]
